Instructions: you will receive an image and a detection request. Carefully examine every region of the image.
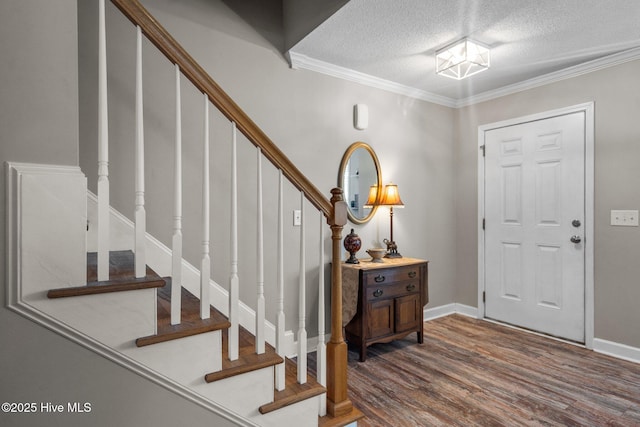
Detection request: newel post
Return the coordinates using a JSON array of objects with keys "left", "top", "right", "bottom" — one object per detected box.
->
[{"left": 326, "top": 188, "right": 353, "bottom": 417}]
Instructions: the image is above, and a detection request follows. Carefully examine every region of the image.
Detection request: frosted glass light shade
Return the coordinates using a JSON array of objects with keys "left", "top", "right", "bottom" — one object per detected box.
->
[{"left": 436, "top": 38, "right": 490, "bottom": 80}]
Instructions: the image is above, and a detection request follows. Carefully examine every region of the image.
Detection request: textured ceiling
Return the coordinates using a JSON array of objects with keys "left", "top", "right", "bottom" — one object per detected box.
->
[{"left": 288, "top": 0, "right": 640, "bottom": 104}]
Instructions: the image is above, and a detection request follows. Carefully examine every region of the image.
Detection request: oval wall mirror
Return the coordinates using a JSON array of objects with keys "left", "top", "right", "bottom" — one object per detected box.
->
[{"left": 338, "top": 142, "right": 382, "bottom": 224}]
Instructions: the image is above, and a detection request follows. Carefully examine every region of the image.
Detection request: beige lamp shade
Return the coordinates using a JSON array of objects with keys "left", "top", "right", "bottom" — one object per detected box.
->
[{"left": 379, "top": 183, "right": 404, "bottom": 207}]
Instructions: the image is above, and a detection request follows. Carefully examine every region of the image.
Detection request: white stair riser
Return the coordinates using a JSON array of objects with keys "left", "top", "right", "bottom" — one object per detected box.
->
[
  {"left": 129, "top": 331, "right": 222, "bottom": 382},
  {"left": 27, "top": 289, "right": 156, "bottom": 349},
  {"left": 197, "top": 367, "right": 274, "bottom": 418},
  {"left": 195, "top": 368, "right": 323, "bottom": 427}
]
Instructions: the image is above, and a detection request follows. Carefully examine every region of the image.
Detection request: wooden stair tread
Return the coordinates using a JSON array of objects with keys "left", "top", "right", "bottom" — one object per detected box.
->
[
  {"left": 47, "top": 250, "right": 165, "bottom": 298},
  {"left": 204, "top": 327, "right": 283, "bottom": 383},
  {"left": 136, "top": 278, "right": 230, "bottom": 347},
  {"left": 318, "top": 407, "right": 366, "bottom": 427},
  {"left": 259, "top": 357, "right": 326, "bottom": 414}
]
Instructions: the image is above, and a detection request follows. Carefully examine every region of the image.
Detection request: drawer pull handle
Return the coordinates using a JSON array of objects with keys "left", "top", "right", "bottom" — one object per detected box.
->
[
  {"left": 406, "top": 284, "right": 416, "bottom": 292},
  {"left": 374, "top": 275, "right": 386, "bottom": 283},
  {"left": 408, "top": 271, "right": 417, "bottom": 279},
  {"left": 373, "top": 289, "right": 383, "bottom": 298}
]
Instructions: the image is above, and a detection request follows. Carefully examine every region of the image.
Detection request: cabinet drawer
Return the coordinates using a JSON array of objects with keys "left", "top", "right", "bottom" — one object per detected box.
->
[
  {"left": 365, "top": 281, "right": 420, "bottom": 301},
  {"left": 363, "top": 265, "right": 421, "bottom": 286}
]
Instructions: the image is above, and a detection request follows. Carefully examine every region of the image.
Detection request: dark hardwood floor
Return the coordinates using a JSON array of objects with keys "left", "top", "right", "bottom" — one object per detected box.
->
[{"left": 309, "top": 314, "right": 640, "bottom": 426}]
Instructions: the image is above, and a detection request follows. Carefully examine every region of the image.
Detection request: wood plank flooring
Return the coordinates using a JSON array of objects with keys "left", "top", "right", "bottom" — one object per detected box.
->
[{"left": 308, "top": 314, "right": 640, "bottom": 426}]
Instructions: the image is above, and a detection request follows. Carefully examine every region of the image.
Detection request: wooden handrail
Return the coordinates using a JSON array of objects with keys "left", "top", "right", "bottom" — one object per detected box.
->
[{"left": 110, "top": 0, "right": 332, "bottom": 218}]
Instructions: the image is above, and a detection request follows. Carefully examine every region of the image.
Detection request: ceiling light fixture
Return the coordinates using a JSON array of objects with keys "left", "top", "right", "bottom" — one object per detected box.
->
[{"left": 436, "top": 38, "right": 490, "bottom": 80}]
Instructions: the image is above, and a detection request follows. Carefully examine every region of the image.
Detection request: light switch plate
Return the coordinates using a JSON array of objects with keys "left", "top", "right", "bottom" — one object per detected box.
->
[
  {"left": 610, "top": 210, "right": 639, "bottom": 226},
  {"left": 293, "top": 210, "right": 301, "bottom": 226}
]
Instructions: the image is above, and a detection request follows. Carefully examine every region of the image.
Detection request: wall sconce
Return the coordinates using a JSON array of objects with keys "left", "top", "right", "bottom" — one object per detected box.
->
[
  {"left": 378, "top": 183, "right": 404, "bottom": 258},
  {"left": 436, "top": 38, "right": 490, "bottom": 80}
]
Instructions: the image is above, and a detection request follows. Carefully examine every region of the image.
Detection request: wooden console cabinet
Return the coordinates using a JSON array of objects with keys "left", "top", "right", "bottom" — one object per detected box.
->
[{"left": 342, "top": 258, "right": 428, "bottom": 361}]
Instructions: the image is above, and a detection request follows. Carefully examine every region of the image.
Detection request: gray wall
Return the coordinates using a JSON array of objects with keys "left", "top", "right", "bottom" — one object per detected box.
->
[
  {"left": 78, "top": 0, "right": 458, "bottom": 335},
  {"left": 0, "top": 1, "right": 233, "bottom": 426},
  {"left": 455, "top": 59, "right": 640, "bottom": 348}
]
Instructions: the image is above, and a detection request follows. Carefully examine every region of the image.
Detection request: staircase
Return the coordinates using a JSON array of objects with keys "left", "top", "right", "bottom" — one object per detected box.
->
[
  {"left": 6, "top": 162, "right": 361, "bottom": 426},
  {"left": 46, "top": 248, "right": 324, "bottom": 425},
  {"left": 5, "top": 0, "right": 366, "bottom": 425}
]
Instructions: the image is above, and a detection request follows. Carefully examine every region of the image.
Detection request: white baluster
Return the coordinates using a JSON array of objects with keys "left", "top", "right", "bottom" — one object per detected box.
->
[
  {"left": 297, "top": 192, "right": 307, "bottom": 384},
  {"left": 171, "top": 64, "right": 182, "bottom": 325},
  {"left": 97, "top": 0, "right": 110, "bottom": 281},
  {"left": 275, "top": 170, "right": 286, "bottom": 391},
  {"left": 256, "top": 148, "right": 265, "bottom": 354},
  {"left": 200, "top": 94, "right": 210, "bottom": 320},
  {"left": 229, "top": 122, "right": 239, "bottom": 361},
  {"left": 134, "top": 25, "right": 146, "bottom": 279},
  {"left": 317, "top": 212, "right": 327, "bottom": 416}
]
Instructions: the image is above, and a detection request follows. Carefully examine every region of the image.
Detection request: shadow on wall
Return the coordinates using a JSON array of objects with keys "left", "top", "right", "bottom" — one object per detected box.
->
[{"left": 221, "top": 0, "right": 284, "bottom": 51}]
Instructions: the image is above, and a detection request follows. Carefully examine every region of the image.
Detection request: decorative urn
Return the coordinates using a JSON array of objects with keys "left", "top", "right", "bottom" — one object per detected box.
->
[{"left": 343, "top": 228, "right": 362, "bottom": 264}]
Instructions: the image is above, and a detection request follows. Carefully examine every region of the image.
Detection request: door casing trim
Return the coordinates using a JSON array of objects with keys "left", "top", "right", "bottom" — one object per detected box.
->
[{"left": 477, "top": 102, "right": 595, "bottom": 348}]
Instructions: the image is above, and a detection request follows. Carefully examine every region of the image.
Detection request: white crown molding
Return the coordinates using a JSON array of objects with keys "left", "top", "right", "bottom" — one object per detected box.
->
[
  {"left": 288, "top": 51, "right": 458, "bottom": 108},
  {"left": 288, "top": 48, "right": 640, "bottom": 109},
  {"left": 457, "top": 47, "right": 640, "bottom": 107}
]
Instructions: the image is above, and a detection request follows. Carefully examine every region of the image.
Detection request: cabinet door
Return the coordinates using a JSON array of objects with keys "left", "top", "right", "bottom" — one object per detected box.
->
[
  {"left": 367, "top": 299, "right": 394, "bottom": 338},
  {"left": 395, "top": 293, "right": 421, "bottom": 333}
]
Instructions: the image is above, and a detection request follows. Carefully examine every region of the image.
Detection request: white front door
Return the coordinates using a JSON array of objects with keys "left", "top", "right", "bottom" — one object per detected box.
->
[{"left": 484, "top": 111, "right": 585, "bottom": 343}]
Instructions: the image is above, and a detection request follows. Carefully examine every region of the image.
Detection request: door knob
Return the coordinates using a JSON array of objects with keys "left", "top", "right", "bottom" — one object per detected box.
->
[{"left": 570, "top": 235, "right": 582, "bottom": 244}]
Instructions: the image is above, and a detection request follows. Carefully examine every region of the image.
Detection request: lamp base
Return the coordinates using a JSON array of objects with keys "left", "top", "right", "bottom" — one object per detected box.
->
[
  {"left": 383, "top": 238, "right": 402, "bottom": 259},
  {"left": 384, "top": 251, "right": 402, "bottom": 259}
]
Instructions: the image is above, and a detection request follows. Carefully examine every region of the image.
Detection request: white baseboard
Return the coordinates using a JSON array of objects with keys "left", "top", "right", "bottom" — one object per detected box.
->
[
  {"left": 593, "top": 338, "right": 640, "bottom": 364},
  {"left": 424, "top": 302, "right": 640, "bottom": 365},
  {"left": 424, "top": 303, "right": 478, "bottom": 321}
]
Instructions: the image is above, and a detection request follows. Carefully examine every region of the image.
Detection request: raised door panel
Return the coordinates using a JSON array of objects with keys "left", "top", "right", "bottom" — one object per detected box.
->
[
  {"left": 367, "top": 299, "right": 394, "bottom": 338},
  {"left": 395, "top": 294, "right": 420, "bottom": 333}
]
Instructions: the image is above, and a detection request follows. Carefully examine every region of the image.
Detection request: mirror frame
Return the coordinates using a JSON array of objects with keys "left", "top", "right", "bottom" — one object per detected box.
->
[{"left": 338, "top": 141, "right": 383, "bottom": 225}]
